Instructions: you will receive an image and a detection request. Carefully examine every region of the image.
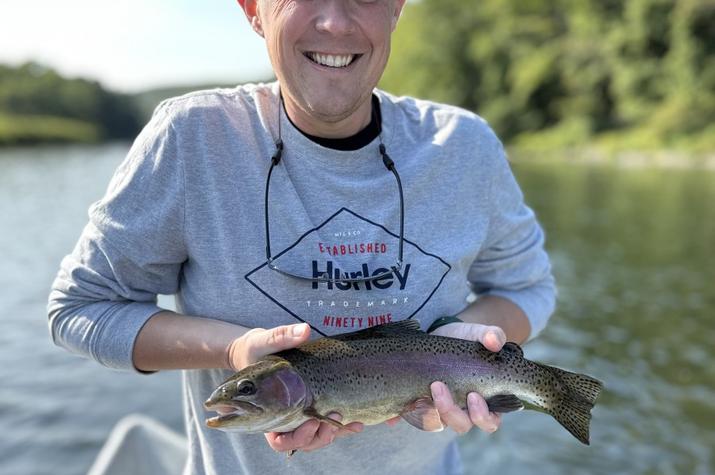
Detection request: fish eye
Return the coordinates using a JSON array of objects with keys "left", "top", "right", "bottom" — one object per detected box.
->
[{"left": 237, "top": 380, "right": 256, "bottom": 396}]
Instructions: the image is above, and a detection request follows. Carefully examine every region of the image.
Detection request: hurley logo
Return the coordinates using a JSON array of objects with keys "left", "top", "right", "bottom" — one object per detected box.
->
[
  {"left": 244, "top": 208, "right": 450, "bottom": 336},
  {"left": 310, "top": 261, "right": 411, "bottom": 290}
]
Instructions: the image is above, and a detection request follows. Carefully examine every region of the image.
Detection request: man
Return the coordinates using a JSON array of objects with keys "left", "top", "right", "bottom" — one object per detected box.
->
[{"left": 48, "top": 0, "right": 555, "bottom": 473}]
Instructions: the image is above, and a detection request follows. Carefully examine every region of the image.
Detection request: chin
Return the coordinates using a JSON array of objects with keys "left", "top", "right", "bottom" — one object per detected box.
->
[
  {"left": 309, "top": 106, "right": 356, "bottom": 123},
  {"left": 306, "top": 94, "right": 369, "bottom": 122}
]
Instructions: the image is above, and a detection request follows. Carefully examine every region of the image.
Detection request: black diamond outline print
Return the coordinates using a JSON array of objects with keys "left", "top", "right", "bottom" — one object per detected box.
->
[{"left": 245, "top": 207, "right": 451, "bottom": 336}]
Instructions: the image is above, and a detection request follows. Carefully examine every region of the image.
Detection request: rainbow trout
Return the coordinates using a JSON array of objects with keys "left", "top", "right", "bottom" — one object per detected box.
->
[{"left": 205, "top": 321, "right": 603, "bottom": 444}]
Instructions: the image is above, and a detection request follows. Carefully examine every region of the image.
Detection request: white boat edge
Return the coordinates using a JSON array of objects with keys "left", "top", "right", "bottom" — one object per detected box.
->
[{"left": 87, "top": 414, "right": 187, "bottom": 475}]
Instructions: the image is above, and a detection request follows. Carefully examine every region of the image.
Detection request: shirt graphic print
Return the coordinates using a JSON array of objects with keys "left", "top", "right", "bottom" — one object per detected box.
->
[{"left": 245, "top": 208, "right": 451, "bottom": 336}]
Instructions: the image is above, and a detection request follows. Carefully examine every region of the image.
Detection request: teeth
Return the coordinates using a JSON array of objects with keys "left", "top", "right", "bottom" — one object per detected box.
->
[{"left": 309, "top": 53, "right": 355, "bottom": 68}]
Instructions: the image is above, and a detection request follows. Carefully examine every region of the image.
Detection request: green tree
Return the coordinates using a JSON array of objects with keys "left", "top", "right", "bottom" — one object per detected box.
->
[{"left": 382, "top": 0, "right": 714, "bottom": 151}]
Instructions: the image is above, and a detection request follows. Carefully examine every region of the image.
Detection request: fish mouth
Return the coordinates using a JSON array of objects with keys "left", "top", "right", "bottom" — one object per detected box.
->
[{"left": 204, "top": 401, "right": 263, "bottom": 428}]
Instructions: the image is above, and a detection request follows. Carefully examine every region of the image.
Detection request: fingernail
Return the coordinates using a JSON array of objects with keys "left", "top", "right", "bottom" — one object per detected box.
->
[
  {"left": 468, "top": 393, "right": 478, "bottom": 405},
  {"left": 488, "top": 330, "right": 505, "bottom": 347},
  {"left": 485, "top": 415, "right": 498, "bottom": 432},
  {"left": 292, "top": 324, "right": 307, "bottom": 337},
  {"left": 497, "top": 331, "right": 506, "bottom": 346},
  {"left": 431, "top": 382, "right": 444, "bottom": 396}
]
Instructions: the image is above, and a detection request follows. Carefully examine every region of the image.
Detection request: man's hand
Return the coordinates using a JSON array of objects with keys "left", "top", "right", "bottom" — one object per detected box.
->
[
  {"left": 265, "top": 414, "right": 364, "bottom": 453},
  {"left": 429, "top": 322, "right": 506, "bottom": 434},
  {"left": 226, "top": 322, "right": 311, "bottom": 371},
  {"left": 226, "top": 323, "right": 363, "bottom": 454}
]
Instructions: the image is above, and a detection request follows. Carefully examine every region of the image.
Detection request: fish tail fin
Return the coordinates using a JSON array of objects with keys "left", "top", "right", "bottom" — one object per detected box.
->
[{"left": 537, "top": 364, "right": 603, "bottom": 445}]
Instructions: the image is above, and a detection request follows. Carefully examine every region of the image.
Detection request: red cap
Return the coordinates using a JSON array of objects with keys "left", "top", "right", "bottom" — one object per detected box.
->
[{"left": 237, "top": 0, "right": 245, "bottom": 8}]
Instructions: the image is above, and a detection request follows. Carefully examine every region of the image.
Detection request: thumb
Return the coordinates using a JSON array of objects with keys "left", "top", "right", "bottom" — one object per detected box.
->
[
  {"left": 260, "top": 323, "right": 310, "bottom": 355},
  {"left": 232, "top": 323, "right": 311, "bottom": 370}
]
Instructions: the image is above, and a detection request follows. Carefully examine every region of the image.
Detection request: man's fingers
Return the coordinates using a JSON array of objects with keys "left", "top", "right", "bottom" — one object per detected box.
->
[
  {"left": 430, "top": 382, "right": 472, "bottom": 434},
  {"left": 267, "top": 414, "right": 363, "bottom": 453},
  {"left": 334, "top": 422, "right": 364, "bottom": 438},
  {"left": 466, "top": 392, "right": 501, "bottom": 433},
  {"left": 265, "top": 323, "right": 310, "bottom": 350},
  {"left": 300, "top": 421, "right": 339, "bottom": 452},
  {"left": 478, "top": 325, "right": 506, "bottom": 352},
  {"left": 250, "top": 324, "right": 310, "bottom": 362},
  {"left": 301, "top": 413, "right": 343, "bottom": 451},
  {"left": 233, "top": 324, "right": 311, "bottom": 370},
  {"left": 384, "top": 416, "right": 401, "bottom": 427},
  {"left": 265, "top": 419, "right": 319, "bottom": 452},
  {"left": 433, "top": 323, "right": 506, "bottom": 353}
]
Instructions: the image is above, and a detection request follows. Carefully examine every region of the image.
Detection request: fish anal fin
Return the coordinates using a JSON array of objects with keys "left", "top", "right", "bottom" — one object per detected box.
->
[
  {"left": 330, "top": 320, "right": 423, "bottom": 341},
  {"left": 303, "top": 407, "right": 358, "bottom": 432},
  {"left": 400, "top": 397, "right": 444, "bottom": 432},
  {"left": 485, "top": 394, "right": 524, "bottom": 413},
  {"left": 547, "top": 395, "right": 594, "bottom": 445}
]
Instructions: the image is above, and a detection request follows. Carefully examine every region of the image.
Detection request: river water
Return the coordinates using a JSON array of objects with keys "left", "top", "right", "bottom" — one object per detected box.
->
[{"left": 1, "top": 144, "right": 713, "bottom": 475}]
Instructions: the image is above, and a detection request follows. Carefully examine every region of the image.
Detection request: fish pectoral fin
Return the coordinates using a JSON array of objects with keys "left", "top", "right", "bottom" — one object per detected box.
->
[
  {"left": 303, "top": 407, "right": 357, "bottom": 432},
  {"left": 484, "top": 394, "right": 524, "bottom": 413},
  {"left": 400, "top": 397, "right": 444, "bottom": 432}
]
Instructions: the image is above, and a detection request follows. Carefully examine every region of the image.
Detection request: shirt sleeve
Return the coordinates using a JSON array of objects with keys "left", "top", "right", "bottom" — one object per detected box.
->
[
  {"left": 47, "top": 102, "right": 187, "bottom": 370},
  {"left": 468, "top": 143, "right": 556, "bottom": 339}
]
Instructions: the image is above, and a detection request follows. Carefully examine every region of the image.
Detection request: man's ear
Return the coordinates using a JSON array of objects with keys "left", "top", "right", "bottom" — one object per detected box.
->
[
  {"left": 241, "top": 0, "right": 264, "bottom": 37},
  {"left": 390, "top": 0, "right": 407, "bottom": 31}
]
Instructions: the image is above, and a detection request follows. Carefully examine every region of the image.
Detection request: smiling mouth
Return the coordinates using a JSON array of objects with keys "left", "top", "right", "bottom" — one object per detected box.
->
[{"left": 305, "top": 52, "right": 361, "bottom": 68}]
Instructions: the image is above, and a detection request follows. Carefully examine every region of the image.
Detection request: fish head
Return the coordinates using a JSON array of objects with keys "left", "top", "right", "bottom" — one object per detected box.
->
[{"left": 204, "top": 356, "right": 310, "bottom": 432}]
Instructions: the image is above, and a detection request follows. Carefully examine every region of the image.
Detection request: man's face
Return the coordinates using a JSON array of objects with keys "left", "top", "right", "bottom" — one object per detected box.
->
[{"left": 247, "top": 0, "right": 405, "bottom": 135}]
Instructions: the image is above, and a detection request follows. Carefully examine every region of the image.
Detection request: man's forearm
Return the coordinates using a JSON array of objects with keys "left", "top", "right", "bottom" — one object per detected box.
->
[
  {"left": 133, "top": 297, "right": 530, "bottom": 372},
  {"left": 456, "top": 295, "right": 531, "bottom": 344},
  {"left": 133, "top": 311, "right": 250, "bottom": 372}
]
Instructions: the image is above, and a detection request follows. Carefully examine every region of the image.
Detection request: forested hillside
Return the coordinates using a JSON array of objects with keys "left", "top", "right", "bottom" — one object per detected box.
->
[
  {"left": 382, "top": 0, "right": 715, "bottom": 152},
  {"left": 0, "top": 62, "right": 140, "bottom": 145}
]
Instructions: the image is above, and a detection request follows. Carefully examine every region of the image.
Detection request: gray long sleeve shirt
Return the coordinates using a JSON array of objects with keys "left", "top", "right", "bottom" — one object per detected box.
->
[{"left": 48, "top": 82, "right": 555, "bottom": 475}]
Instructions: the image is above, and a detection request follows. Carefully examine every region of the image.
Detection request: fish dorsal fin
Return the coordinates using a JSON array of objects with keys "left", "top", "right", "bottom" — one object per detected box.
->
[
  {"left": 501, "top": 341, "right": 524, "bottom": 357},
  {"left": 329, "top": 320, "right": 423, "bottom": 341}
]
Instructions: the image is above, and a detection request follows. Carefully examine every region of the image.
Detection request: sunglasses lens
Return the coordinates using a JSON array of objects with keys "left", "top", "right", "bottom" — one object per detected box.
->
[{"left": 268, "top": 262, "right": 400, "bottom": 283}]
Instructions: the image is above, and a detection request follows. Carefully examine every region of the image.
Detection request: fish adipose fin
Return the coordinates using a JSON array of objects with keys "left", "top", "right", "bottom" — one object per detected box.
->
[
  {"left": 541, "top": 364, "right": 604, "bottom": 445},
  {"left": 400, "top": 397, "right": 444, "bottom": 432},
  {"left": 330, "top": 320, "right": 423, "bottom": 341},
  {"left": 303, "top": 407, "right": 359, "bottom": 432},
  {"left": 485, "top": 394, "right": 524, "bottom": 413}
]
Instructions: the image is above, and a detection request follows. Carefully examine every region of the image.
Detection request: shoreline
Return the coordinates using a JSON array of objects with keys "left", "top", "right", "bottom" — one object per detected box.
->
[
  {"left": 1, "top": 141, "right": 714, "bottom": 171},
  {"left": 508, "top": 147, "right": 715, "bottom": 171}
]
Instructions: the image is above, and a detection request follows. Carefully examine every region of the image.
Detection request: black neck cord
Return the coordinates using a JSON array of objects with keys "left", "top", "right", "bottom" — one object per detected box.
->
[{"left": 265, "top": 92, "right": 404, "bottom": 267}]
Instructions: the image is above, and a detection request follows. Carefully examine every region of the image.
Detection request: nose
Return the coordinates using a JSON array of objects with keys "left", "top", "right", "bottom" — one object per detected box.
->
[{"left": 315, "top": 0, "right": 356, "bottom": 36}]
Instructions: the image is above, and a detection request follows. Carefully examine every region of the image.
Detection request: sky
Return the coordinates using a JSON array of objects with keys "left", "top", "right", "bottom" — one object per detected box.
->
[{"left": 0, "top": 0, "right": 273, "bottom": 92}]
